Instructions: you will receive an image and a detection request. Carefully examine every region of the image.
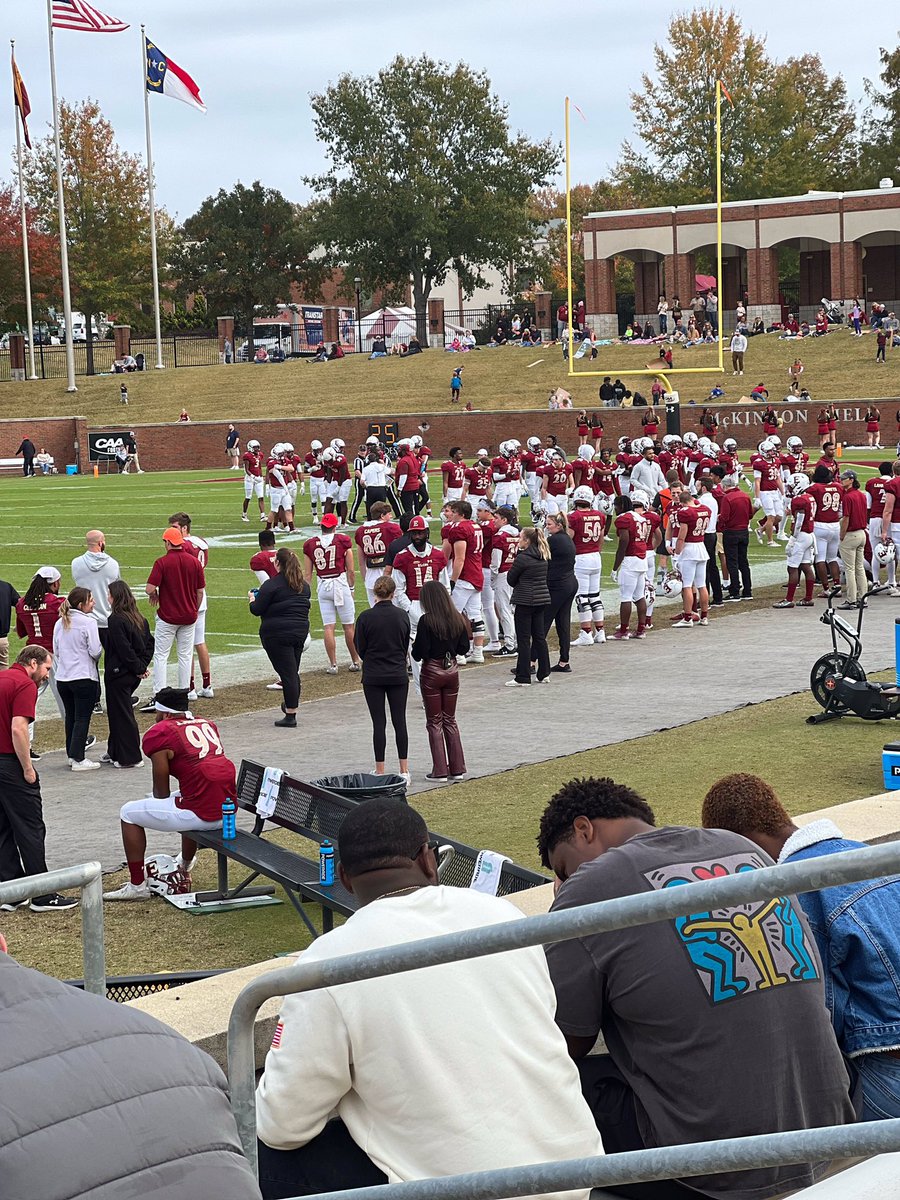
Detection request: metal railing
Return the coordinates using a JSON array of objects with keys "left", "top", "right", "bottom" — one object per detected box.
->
[
  {"left": 0, "top": 862, "right": 106, "bottom": 996},
  {"left": 228, "top": 841, "right": 900, "bottom": 1193}
]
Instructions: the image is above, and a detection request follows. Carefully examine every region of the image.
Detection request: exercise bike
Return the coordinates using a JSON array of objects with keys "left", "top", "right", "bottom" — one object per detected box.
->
[{"left": 807, "top": 591, "right": 900, "bottom": 723}]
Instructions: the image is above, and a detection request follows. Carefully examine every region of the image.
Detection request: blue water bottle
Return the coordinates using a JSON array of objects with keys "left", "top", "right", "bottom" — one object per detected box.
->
[
  {"left": 319, "top": 839, "right": 335, "bottom": 887},
  {"left": 222, "top": 798, "right": 237, "bottom": 840}
]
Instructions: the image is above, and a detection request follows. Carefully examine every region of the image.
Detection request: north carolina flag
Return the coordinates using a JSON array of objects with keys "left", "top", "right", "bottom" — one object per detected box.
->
[
  {"left": 12, "top": 53, "right": 32, "bottom": 149},
  {"left": 145, "top": 37, "right": 206, "bottom": 113}
]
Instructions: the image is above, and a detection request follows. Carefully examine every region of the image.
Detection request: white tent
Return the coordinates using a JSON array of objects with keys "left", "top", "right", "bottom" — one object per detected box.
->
[{"left": 360, "top": 305, "right": 466, "bottom": 347}]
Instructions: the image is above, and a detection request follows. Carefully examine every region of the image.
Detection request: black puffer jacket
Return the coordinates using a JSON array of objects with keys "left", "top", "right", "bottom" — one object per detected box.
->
[
  {"left": 507, "top": 544, "right": 551, "bottom": 607},
  {"left": 0, "top": 952, "right": 262, "bottom": 1199},
  {"left": 249, "top": 573, "right": 311, "bottom": 642}
]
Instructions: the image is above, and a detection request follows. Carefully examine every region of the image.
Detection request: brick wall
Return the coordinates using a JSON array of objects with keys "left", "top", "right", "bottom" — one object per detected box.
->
[{"left": 0, "top": 416, "right": 87, "bottom": 470}]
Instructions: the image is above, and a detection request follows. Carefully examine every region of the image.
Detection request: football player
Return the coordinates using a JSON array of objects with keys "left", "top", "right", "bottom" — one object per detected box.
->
[
  {"left": 539, "top": 448, "right": 573, "bottom": 516},
  {"left": 102, "top": 687, "right": 236, "bottom": 902},
  {"left": 489, "top": 505, "right": 519, "bottom": 656},
  {"left": 394, "top": 439, "right": 424, "bottom": 515},
  {"left": 568, "top": 486, "right": 607, "bottom": 646},
  {"left": 475, "top": 497, "right": 502, "bottom": 652},
  {"left": 250, "top": 528, "right": 278, "bottom": 584},
  {"left": 324, "top": 438, "right": 352, "bottom": 525},
  {"left": 303, "top": 512, "right": 361, "bottom": 673},
  {"left": 266, "top": 445, "right": 295, "bottom": 532},
  {"left": 462, "top": 451, "right": 493, "bottom": 505},
  {"left": 807, "top": 464, "right": 843, "bottom": 593},
  {"left": 773, "top": 474, "right": 816, "bottom": 609},
  {"left": 168, "top": 513, "right": 213, "bottom": 700},
  {"left": 491, "top": 441, "right": 522, "bottom": 511},
  {"left": 571, "top": 445, "right": 598, "bottom": 493},
  {"left": 283, "top": 443, "right": 301, "bottom": 516},
  {"left": 611, "top": 493, "right": 659, "bottom": 640},
  {"left": 866, "top": 461, "right": 894, "bottom": 589},
  {"left": 241, "top": 438, "right": 266, "bottom": 523},
  {"left": 440, "top": 447, "right": 467, "bottom": 506},
  {"left": 521, "top": 436, "right": 545, "bottom": 521},
  {"left": 672, "top": 490, "right": 711, "bottom": 628},
  {"left": 391, "top": 516, "right": 450, "bottom": 691},
  {"left": 355, "top": 502, "right": 403, "bottom": 606},
  {"left": 412, "top": 434, "right": 434, "bottom": 518},
  {"left": 441, "top": 499, "right": 486, "bottom": 664},
  {"left": 879, "top": 460, "right": 900, "bottom": 597},
  {"left": 304, "top": 439, "right": 327, "bottom": 526},
  {"left": 751, "top": 439, "right": 785, "bottom": 547}
]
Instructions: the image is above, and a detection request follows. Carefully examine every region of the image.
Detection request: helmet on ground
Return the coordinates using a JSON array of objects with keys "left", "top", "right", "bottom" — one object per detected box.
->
[
  {"left": 788, "top": 472, "right": 810, "bottom": 495},
  {"left": 875, "top": 541, "right": 897, "bottom": 565},
  {"left": 683, "top": 432, "right": 699, "bottom": 448},
  {"left": 577, "top": 444, "right": 595, "bottom": 461},
  {"left": 526, "top": 436, "right": 542, "bottom": 451},
  {"left": 660, "top": 569, "right": 683, "bottom": 596},
  {"left": 310, "top": 439, "right": 323, "bottom": 451},
  {"left": 330, "top": 437, "right": 345, "bottom": 451},
  {"left": 322, "top": 447, "right": 337, "bottom": 462},
  {"left": 247, "top": 439, "right": 260, "bottom": 451},
  {"left": 630, "top": 489, "right": 650, "bottom": 509},
  {"left": 145, "top": 853, "right": 192, "bottom": 897},
  {"left": 572, "top": 485, "right": 594, "bottom": 504},
  {"left": 787, "top": 435, "right": 804, "bottom": 453},
  {"left": 723, "top": 437, "right": 737, "bottom": 453}
]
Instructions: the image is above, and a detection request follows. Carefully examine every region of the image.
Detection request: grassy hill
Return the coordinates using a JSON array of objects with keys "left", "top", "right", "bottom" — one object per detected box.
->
[{"left": 2, "top": 327, "right": 898, "bottom": 426}]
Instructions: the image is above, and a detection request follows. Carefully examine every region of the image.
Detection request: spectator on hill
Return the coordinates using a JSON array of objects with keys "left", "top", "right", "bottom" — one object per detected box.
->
[
  {"left": 599, "top": 376, "right": 615, "bottom": 407},
  {"left": 369, "top": 335, "right": 387, "bottom": 358},
  {"left": 539, "top": 776, "right": 858, "bottom": 1199},
  {"left": 657, "top": 294, "right": 669, "bottom": 333},
  {"left": 730, "top": 328, "right": 747, "bottom": 375},
  {"left": 748, "top": 316, "right": 766, "bottom": 337},
  {"left": 703, "top": 772, "right": 900, "bottom": 1121},
  {"left": 255, "top": 798, "right": 603, "bottom": 1199}
]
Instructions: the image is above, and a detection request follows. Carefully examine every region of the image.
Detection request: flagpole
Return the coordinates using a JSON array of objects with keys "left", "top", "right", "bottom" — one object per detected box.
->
[
  {"left": 716, "top": 79, "right": 723, "bottom": 373},
  {"left": 12, "top": 41, "right": 38, "bottom": 380},
  {"left": 141, "top": 27, "right": 165, "bottom": 370},
  {"left": 46, "top": 0, "right": 77, "bottom": 392},
  {"left": 564, "top": 95, "right": 574, "bottom": 378}
]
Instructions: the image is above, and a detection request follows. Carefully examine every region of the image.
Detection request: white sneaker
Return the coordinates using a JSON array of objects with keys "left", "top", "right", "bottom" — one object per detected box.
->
[
  {"left": 484, "top": 642, "right": 502, "bottom": 652},
  {"left": 196, "top": 686, "right": 214, "bottom": 698},
  {"left": 754, "top": 527, "right": 764, "bottom": 544},
  {"left": 398, "top": 772, "right": 412, "bottom": 788},
  {"left": 777, "top": 533, "right": 789, "bottom": 542},
  {"left": 266, "top": 681, "right": 283, "bottom": 690},
  {"left": 187, "top": 689, "right": 198, "bottom": 701},
  {"left": 103, "top": 880, "right": 151, "bottom": 901},
  {"left": 469, "top": 651, "right": 485, "bottom": 664},
  {"left": 241, "top": 514, "right": 249, "bottom": 523},
  {"left": 456, "top": 655, "right": 468, "bottom": 666},
  {"left": 259, "top": 514, "right": 267, "bottom": 522},
  {"left": 71, "top": 759, "right": 100, "bottom": 772},
  {"left": 574, "top": 632, "right": 595, "bottom": 647},
  {"left": 594, "top": 629, "right": 607, "bottom": 644},
  {"left": 673, "top": 618, "right": 694, "bottom": 628},
  {"left": 325, "top": 664, "right": 338, "bottom": 675}
]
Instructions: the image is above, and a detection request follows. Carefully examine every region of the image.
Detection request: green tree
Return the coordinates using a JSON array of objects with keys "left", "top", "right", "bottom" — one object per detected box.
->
[
  {"left": 304, "top": 55, "right": 560, "bottom": 341},
  {"left": 532, "top": 179, "right": 642, "bottom": 299},
  {"left": 176, "top": 182, "right": 304, "bottom": 353},
  {"left": 620, "top": 8, "right": 858, "bottom": 204},
  {"left": 861, "top": 37, "right": 900, "bottom": 186},
  {"left": 21, "top": 99, "right": 157, "bottom": 374}
]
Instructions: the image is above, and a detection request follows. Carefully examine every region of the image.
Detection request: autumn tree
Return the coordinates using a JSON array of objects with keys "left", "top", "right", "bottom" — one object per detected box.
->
[
  {"left": 532, "top": 180, "right": 642, "bottom": 299},
  {"left": 304, "top": 55, "right": 560, "bottom": 341},
  {"left": 618, "top": 8, "right": 859, "bottom": 204},
  {"left": 0, "top": 184, "right": 60, "bottom": 327},
  {"left": 860, "top": 38, "right": 900, "bottom": 187},
  {"left": 21, "top": 99, "right": 158, "bottom": 374},
  {"left": 175, "top": 182, "right": 305, "bottom": 354}
]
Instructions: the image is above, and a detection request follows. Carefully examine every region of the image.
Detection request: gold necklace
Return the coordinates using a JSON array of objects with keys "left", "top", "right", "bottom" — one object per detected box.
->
[{"left": 376, "top": 885, "right": 423, "bottom": 901}]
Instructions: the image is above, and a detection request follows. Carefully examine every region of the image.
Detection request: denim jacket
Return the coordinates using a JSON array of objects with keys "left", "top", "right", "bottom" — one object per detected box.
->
[{"left": 780, "top": 820, "right": 900, "bottom": 1057}]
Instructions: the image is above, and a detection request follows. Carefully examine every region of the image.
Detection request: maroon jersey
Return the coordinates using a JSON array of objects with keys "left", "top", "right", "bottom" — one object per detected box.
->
[
  {"left": 441, "top": 520, "right": 484, "bottom": 589},
  {"left": 15, "top": 593, "right": 63, "bottom": 650},
  {"left": 751, "top": 454, "right": 782, "bottom": 492},
  {"left": 806, "top": 482, "right": 842, "bottom": 523},
  {"left": 464, "top": 465, "right": 491, "bottom": 497},
  {"left": 141, "top": 716, "right": 236, "bottom": 822},
  {"left": 594, "top": 463, "right": 619, "bottom": 496},
  {"left": 672, "top": 449, "right": 690, "bottom": 484},
  {"left": 304, "top": 532, "right": 353, "bottom": 578},
  {"left": 815, "top": 456, "right": 840, "bottom": 481},
  {"left": 183, "top": 534, "right": 209, "bottom": 570},
  {"left": 568, "top": 508, "right": 606, "bottom": 554},
  {"left": 657, "top": 450, "right": 674, "bottom": 476},
  {"left": 780, "top": 451, "right": 809, "bottom": 477},
  {"left": 541, "top": 461, "right": 573, "bottom": 496},
  {"left": 327, "top": 454, "right": 350, "bottom": 485},
  {"left": 615, "top": 511, "right": 652, "bottom": 560},
  {"left": 571, "top": 460, "right": 597, "bottom": 490},
  {"left": 718, "top": 451, "right": 739, "bottom": 476},
  {"left": 242, "top": 450, "right": 262, "bottom": 477},
  {"left": 866, "top": 476, "right": 887, "bottom": 519},
  {"left": 695, "top": 456, "right": 717, "bottom": 478},
  {"left": 416, "top": 446, "right": 432, "bottom": 471},
  {"left": 392, "top": 546, "right": 448, "bottom": 600},
  {"left": 279, "top": 459, "right": 296, "bottom": 490},
  {"left": 791, "top": 494, "right": 815, "bottom": 535},
  {"left": 521, "top": 450, "right": 545, "bottom": 475},
  {"left": 396, "top": 452, "right": 422, "bottom": 493},
  {"left": 441, "top": 461, "right": 466, "bottom": 490},
  {"left": 491, "top": 455, "right": 521, "bottom": 483},
  {"left": 883, "top": 477, "right": 900, "bottom": 524},
  {"left": 478, "top": 518, "right": 494, "bottom": 567},
  {"left": 492, "top": 528, "right": 519, "bottom": 573},
  {"left": 266, "top": 457, "right": 287, "bottom": 488},
  {"left": 250, "top": 549, "right": 278, "bottom": 579},
  {"left": 304, "top": 451, "right": 326, "bottom": 479},
  {"left": 679, "top": 504, "right": 710, "bottom": 543},
  {"left": 355, "top": 520, "right": 403, "bottom": 569}
]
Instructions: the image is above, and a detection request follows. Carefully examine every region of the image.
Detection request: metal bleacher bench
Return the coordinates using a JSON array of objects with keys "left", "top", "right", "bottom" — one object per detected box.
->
[
  {"left": 192, "top": 760, "right": 549, "bottom": 938},
  {"left": 0, "top": 457, "right": 24, "bottom": 472}
]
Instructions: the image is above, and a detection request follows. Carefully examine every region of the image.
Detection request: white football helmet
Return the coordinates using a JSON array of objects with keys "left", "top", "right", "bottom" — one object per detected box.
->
[
  {"left": 283, "top": 442, "right": 294, "bottom": 453},
  {"left": 683, "top": 432, "right": 699, "bottom": 448},
  {"left": 768, "top": 434, "right": 782, "bottom": 447},
  {"left": 247, "top": 439, "right": 260, "bottom": 451},
  {"left": 409, "top": 435, "right": 423, "bottom": 449},
  {"left": 330, "top": 438, "right": 345, "bottom": 451},
  {"left": 759, "top": 439, "right": 775, "bottom": 455},
  {"left": 630, "top": 489, "right": 650, "bottom": 509},
  {"left": 310, "top": 439, "right": 323, "bottom": 451},
  {"left": 272, "top": 443, "right": 284, "bottom": 456},
  {"left": 499, "top": 440, "right": 511, "bottom": 456},
  {"left": 526, "top": 436, "right": 542, "bottom": 451},
  {"left": 639, "top": 436, "right": 654, "bottom": 451},
  {"left": 618, "top": 436, "right": 630, "bottom": 452},
  {"left": 322, "top": 447, "right": 337, "bottom": 462},
  {"left": 595, "top": 494, "right": 615, "bottom": 515},
  {"left": 547, "top": 447, "right": 564, "bottom": 461},
  {"left": 787, "top": 435, "right": 804, "bottom": 453},
  {"left": 365, "top": 435, "right": 380, "bottom": 446},
  {"left": 723, "top": 437, "right": 737, "bottom": 453},
  {"left": 708, "top": 442, "right": 720, "bottom": 457},
  {"left": 145, "top": 853, "right": 192, "bottom": 897},
  {"left": 875, "top": 541, "right": 897, "bottom": 565},
  {"left": 572, "top": 485, "right": 594, "bottom": 504},
  {"left": 662, "top": 434, "right": 679, "bottom": 449},
  {"left": 788, "top": 472, "right": 810, "bottom": 496},
  {"left": 630, "top": 438, "right": 643, "bottom": 454},
  {"left": 697, "top": 437, "right": 713, "bottom": 455},
  {"left": 577, "top": 444, "right": 595, "bottom": 461},
  {"left": 659, "top": 569, "right": 683, "bottom": 596}
]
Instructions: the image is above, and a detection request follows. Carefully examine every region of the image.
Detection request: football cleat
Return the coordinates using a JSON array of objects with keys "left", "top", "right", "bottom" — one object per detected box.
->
[{"left": 103, "top": 881, "right": 151, "bottom": 902}]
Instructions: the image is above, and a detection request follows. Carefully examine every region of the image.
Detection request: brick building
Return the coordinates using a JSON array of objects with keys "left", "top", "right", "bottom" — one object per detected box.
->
[{"left": 583, "top": 185, "right": 900, "bottom": 337}]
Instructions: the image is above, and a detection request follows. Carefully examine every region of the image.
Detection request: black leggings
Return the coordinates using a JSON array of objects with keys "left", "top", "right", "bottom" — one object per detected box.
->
[
  {"left": 261, "top": 635, "right": 306, "bottom": 709},
  {"left": 544, "top": 578, "right": 578, "bottom": 663},
  {"left": 56, "top": 677, "right": 100, "bottom": 762},
  {"left": 362, "top": 681, "right": 409, "bottom": 761}
]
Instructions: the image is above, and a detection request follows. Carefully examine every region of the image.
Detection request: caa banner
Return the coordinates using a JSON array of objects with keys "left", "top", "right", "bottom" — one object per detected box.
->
[{"left": 89, "top": 431, "right": 129, "bottom": 461}]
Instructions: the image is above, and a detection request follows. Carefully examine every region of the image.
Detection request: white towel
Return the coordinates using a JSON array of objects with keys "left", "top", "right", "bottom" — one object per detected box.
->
[
  {"left": 470, "top": 849, "right": 511, "bottom": 895},
  {"left": 257, "top": 767, "right": 283, "bottom": 819}
]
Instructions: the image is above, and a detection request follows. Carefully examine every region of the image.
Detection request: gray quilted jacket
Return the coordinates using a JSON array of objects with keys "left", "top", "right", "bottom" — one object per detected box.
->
[{"left": 0, "top": 952, "right": 262, "bottom": 1199}]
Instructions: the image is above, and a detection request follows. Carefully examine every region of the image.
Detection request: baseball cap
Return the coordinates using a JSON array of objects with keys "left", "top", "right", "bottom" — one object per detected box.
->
[
  {"left": 840, "top": 469, "right": 857, "bottom": 481},
  {"left": 162, "top": 527, "right": 184, "bottom": 545},
  {"left": 320, "top": 513, "right": 339, "bottom": 529},
  {"left": 476, "top": 448, "right": 488, "bottom": 458},
  {"left": 36, "top": 566, "right": 61, "bottom": 583},
  {"left": 154, "top": 687, "right": 191, "bottom": 715},
  {"left": 408, "top": 516, "right": 428, "bottom": 531}
]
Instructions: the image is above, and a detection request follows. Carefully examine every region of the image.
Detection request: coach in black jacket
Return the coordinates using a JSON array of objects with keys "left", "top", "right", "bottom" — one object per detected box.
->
[{"left": 105, "top": 581, "right": 154, "bottom": 767}]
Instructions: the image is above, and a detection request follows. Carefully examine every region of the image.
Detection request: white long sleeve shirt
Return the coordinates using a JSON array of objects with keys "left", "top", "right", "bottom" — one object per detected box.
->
[{"left": 256, "top": 887, "right": 603, "bottom": 1198}]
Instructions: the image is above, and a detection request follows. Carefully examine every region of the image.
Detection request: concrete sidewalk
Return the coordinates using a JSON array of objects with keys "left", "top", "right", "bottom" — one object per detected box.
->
[{"left": 41, "top": 598, "right": 898, "bottom": 872}]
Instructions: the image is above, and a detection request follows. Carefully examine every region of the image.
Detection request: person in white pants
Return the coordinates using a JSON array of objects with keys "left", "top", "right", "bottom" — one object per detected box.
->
[
  {"left": 145, "top": 527, "right": 205, "bottom": 700},
  {"left": 489, "top": 507, "right": 519, "bottom": 654},
  {"left": 475, "top": 497, "right": 502, "bottom": 651},
  {"left": 867, "top": 463, "right": 895, "bottom": 590}
]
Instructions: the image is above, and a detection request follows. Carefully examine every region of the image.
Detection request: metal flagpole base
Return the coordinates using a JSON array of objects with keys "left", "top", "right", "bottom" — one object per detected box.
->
[
  {"left": 154, "top": 364, "right": 165, "bottom": 369},
  {"left": 66, "top": 385, "right": 78, "bottom": 393}
]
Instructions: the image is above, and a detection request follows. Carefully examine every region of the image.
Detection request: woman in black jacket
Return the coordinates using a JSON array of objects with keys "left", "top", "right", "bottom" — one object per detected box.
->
[
  {"left": 248, "top": 548, "right": 311, "bottom": 728},
  {"left": 505, "top": 527, "right": 551, "bottom": 687},
  {"left": 104, "top": 580, "right": 154, "bottom": 768},
  {"left": 543, "top": 513, "right": 579, "bottom": 673},
  {"left": 353, "top": 575, "right": 411, "bottom": 785},
  {"left": 411, "top": 580, "right": 470, "bottom": 781}
]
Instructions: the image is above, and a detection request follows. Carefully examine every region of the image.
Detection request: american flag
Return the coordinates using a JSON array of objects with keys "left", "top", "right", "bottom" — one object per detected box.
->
[
  {"left": 270, "top": 1021, "right": 284, "bottom": 1049},
  {"left": 51, "top": 0, "right": 129, "bottom": 33}
]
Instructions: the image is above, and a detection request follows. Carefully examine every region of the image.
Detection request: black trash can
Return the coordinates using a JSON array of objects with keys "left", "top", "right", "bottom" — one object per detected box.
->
[{"left": 310, "top": 773, "right": 408, "bottom": 804}]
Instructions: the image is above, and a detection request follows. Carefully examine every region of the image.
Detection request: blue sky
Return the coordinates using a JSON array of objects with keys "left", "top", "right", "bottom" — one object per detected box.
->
[{"left": 2, "top": 1, "right": 886, "bottom": 219}]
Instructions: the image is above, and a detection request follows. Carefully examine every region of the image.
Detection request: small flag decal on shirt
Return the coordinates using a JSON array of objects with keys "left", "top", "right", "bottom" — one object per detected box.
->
[{"left": 271, "top": 1021, "right": 284, "bottom": 1049}]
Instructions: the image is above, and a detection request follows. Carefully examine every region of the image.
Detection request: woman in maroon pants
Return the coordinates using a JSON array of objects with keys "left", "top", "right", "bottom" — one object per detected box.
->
[{"left": 411, "top": 580, "right": 470, "bottom": 783}]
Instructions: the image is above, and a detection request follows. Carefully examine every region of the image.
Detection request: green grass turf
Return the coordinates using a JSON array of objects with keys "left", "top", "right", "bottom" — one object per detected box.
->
[
  {"left": 6, "top": 685, "right": 892, "bottom": 982},
  {"left": 4, "top": 326, "right": 899, "bottom": 424}
]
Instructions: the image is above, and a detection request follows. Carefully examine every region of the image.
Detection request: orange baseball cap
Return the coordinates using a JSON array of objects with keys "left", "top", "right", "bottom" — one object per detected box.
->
[{"left": 163, "top": 527, "right": 184, "bottom": 545}]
